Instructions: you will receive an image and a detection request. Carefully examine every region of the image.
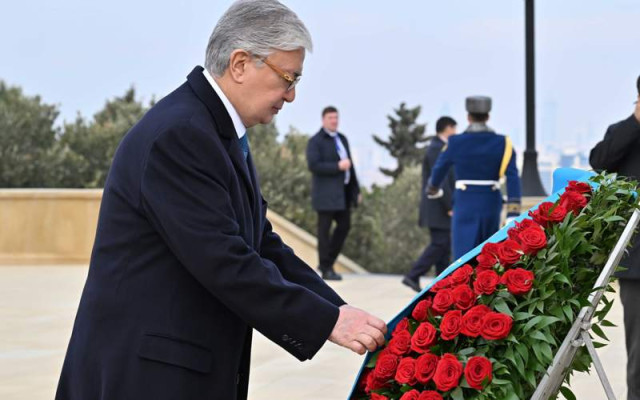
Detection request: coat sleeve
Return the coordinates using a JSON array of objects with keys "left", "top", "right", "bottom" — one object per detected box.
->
[
  {"left": 590, "top": 115, "right": 640, "bottom": 172},
  {"left": 426, "top": 144, "right": 452, "bottom": 210},
  {"left": 505, "top": 148, "right": 522, "bottom": 202},
  {"left": 505, "top": 148, "right": 522, "bottom": 217},
  {"left": 141, "top": 123, "right": 340, "bottom": 362},
  {"left": 343, "top": 136, "right": 360, "bottom": 203},
  {"left": 306, "top": 137, "right": 341, "bottom": 176},
  {"left": 259, "top": 198, "right": 346, "bottom": 307},
  {"left": 428, "top": 141, "right": 454, "bottom": 188}
]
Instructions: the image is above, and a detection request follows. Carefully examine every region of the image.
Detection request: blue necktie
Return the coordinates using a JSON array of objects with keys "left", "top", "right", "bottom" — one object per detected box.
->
[{"left": 239, "top": 134, "right": 250, "bottom": 160}]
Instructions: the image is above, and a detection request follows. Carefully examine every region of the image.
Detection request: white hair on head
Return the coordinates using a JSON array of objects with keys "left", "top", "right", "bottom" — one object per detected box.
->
[{"left": 205, "top": 0, "right": 313, "bottom": 77}]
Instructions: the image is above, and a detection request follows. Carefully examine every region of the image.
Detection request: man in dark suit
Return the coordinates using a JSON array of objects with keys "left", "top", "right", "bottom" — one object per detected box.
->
[
  {"left": 306, "top": 106, "right": 360, "bottom": 281},
  {"left": 402, "top": 117, "right": 457, "bottom": 292},
  {"left": 590, "top": 75, "right": 640, "bottom": 400},
  {"left": 55, "top": 2, "right": 386, "bottom": 399}
]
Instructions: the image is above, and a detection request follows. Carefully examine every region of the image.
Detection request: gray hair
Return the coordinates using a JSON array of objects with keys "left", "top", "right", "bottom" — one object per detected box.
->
[{"left": 205, "top": 0, "right": 313, "bottom": 77}]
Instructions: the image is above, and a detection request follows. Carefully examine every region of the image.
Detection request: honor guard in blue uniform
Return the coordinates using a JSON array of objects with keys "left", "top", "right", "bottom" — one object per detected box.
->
[{"left": 427, "top": 96, "right": 521, "bottom": 259}]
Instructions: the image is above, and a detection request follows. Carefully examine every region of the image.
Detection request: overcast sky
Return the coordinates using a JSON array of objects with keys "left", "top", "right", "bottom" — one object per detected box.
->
[{"left": 2, "top": 0, "right": 639, "bottom": 185}]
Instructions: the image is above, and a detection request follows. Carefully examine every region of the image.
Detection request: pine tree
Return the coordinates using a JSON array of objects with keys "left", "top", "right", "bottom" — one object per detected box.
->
[{"left": 372, "top": 103, "right": 428, "bottom": 179}]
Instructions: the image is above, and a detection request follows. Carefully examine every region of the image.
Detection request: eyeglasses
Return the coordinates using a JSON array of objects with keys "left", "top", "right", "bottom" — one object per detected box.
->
[{"left": 257, "top": 56, "right": 301, "bottom": 92}]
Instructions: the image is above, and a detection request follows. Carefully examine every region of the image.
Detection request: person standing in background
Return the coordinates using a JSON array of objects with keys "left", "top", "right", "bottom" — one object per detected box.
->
[
  {"left": 590, "top": 75, "right": 640, "bottom": 400},
  {"left": 307, "top": 106, "right": 361, "bottom": 280},
  {"left": 428, "top": 96, "right": 521, "bottom": 260},
  {"left": 402, "top": 117, "right": 457, "bottom": 292}
]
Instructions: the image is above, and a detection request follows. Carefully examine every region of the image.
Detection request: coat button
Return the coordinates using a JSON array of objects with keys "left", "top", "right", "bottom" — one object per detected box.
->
[{"left": 282, "top": 334, "right": 290, "bottom": 342}]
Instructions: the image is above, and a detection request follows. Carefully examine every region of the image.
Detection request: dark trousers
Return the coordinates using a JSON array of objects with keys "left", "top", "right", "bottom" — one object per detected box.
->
[
  {"left": 620, "top": 279, "right": 640, "bottom": 400},
  {"left": 317, "top": 208, "right": 351, "bottom": 272},
  {"left": 406, "top": 228, "right": 451, "bottom": 281}
]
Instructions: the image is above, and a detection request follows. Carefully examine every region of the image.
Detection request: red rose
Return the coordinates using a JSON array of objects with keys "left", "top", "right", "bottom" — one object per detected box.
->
[
  {"left": 418, "top": 391, "right": 444, "bottom": 400},
  {"left": 432, "top": 288, "right": 454, "bottom": 314},
  {"left": 430, "top": 277, "right": 452, "bottom": 293},
  {"left": 366, "top": 368, "right": 388, "bottom": 393},
  {"left": 412, "top": 299, "right": 432, "bottom": 322},
  {"left": 501, "top": 268, "right": 535, "bottom": 296},
  {"left": 415, "top": 352, "right": 440, "bottom": 384},
  {"left": 374, "top": 353, "right": 399, "bottom": 380},
  {"left": 482, "top": 242, "right": 501, "bottom": 257},
  {"left": 517, "top": 224, "right": 547, "bottom": 256},
  {"left": 497, "top": 239, "right": 524, "bottom": 266},
  {"left": 371, "top": 393, "right": 389, "bottom": 400},
  {"left": 566, "top": 180, "right": 592, "bottom": 194},
  {"left": 440, "top": 310, "right": 463, "bottom": 340},
  {"left": 461, "top": 305, "right": 491, "bottom": 338},
  {"left": 400, "top": 390, "right": 421, "bottom": 400},
  {"left": 388, "top": 330, "right": 412, "bottom": 356},
  {"left": 473, "top": 270, "right": 499, "bottom": 296},
  {"left": 475, "top": 253, "right": 497, "bottom": 271},
  {"left": 393, "top": 317, "right": 410, "bottom": 337},
  {"left": 450, "top": 264, "right": 474, "bottom": 286},
  {"left": 476, "top": 242, "right": 500, "bottom": 270},
  {"left": 411, "top": 322, "right": 437, "bottom": 354},
  {"left": 395, "top": 357, "right": 418, "bottom": 385},
  {"left": 480, "top": 312, "right": 513, "bottom": 340},
  {"left": 452, "top": 284, "right": 476, "bottom": 310},
  {"left": 378, "top": 347, "right": 398, "bottom": 361},
  {"left": 529, "top": 201, "right": 568, "bottom": 228},
  {"left": 507, "top": 218, "right": 540, "bottom": 242},
  {"left": 358, "top": 368, "right": 371, "bottom": 392},
  {"left": 433, "top": 353, "right": 463, "bottom": 392},
  {"left": 559, "top": 190, "right": 588, "bottom": 215},
  {"left": 464, "top": 356, "right": 493, "bottom": 390}
]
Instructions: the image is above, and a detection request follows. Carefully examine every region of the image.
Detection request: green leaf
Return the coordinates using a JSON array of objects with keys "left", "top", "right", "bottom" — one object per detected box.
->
[
  {"left": 516, "top": 343, "right": 529, "bottom": 364},
  {"left": 536, "top": 316, "right": 562, "bottom": 330},
  {"left": 591, "top": 324, "right": 609, "bottom": 341},
  {"left": 458, "top": 347, "right": 477, "bottom": 356},
  {"left": 540, "top": 342, "right": 553, "bottom": 361},
  {"left": 563, "top": 304, "right": 574, "bottom": 322},
  {"left": 560, "top": 386, "right": 577, "bottom": 400},
  {"left": 555, "top": 273, "right": 572, "bottom": 286},
  {"left": 514, "top": 311, "right": 534, "bottom": 321},
  {"left": 494, "top": 298, "right": 513, "bottom": 316},
  {"left": 451, "top": 387, "right": 464, "bottom": 400},
  {"left": 530, "top": 330, "right": 553, "bottom": 344},
  {"left": 600, "top": 319, "right": 617, "bottom": 328},
  {"left": 524, "top": 316, "right": 543, "bottom": 332}
]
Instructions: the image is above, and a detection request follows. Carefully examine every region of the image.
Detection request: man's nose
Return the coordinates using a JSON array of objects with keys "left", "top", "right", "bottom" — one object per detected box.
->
[{"left": 284, "top": 87, "right": 296, "bottom": 103}]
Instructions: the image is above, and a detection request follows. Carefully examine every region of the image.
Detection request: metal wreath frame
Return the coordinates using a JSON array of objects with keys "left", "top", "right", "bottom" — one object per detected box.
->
[{"left": 530, "top": 206, "right": 640, "bottom": 400}]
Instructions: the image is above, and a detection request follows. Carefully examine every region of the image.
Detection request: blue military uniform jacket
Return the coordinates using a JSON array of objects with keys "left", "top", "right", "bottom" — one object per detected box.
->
[{"left": 429, "top": 125, "right": 521, "bottom": 259}]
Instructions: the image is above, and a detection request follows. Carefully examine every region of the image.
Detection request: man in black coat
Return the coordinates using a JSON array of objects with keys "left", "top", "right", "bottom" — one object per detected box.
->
[
  {"left": 306, "top": 106, "right": 360, "bottom": 281},
  {"left": 589, "top": 75, "right": 640, "bottom": 400},
  {"left": 55, "top": 2, "right": 386, "bottom": 399},
  {"left": 402, "top": 117, "right": 457, "bottom": 292}
]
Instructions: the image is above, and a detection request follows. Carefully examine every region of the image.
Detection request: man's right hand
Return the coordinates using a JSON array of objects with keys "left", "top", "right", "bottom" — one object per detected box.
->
[
  {"left": 338, "top": 159, "right": 352, "bottom": 171},
  {"left": 329, "top": 305, "right": 387, "bottom": 355}
]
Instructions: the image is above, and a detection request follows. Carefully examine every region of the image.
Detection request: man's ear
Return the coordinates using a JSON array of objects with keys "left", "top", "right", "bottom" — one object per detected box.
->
[{"left": 227, "top": 49, "right": 252, "bottom": 84}]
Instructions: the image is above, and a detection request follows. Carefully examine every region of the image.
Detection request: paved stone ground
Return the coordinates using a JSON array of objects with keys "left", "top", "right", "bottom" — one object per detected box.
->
[{"left": 0, "top": 267, "right": 628, "bottom": 399}]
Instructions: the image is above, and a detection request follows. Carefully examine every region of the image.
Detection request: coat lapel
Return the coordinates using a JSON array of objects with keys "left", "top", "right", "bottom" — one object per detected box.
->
[
  {"left": 245, "top": 152, "right": 264, "bottom": 247},
  {"left": 186, "top": 66, "right": 256, "bottom": 211}
]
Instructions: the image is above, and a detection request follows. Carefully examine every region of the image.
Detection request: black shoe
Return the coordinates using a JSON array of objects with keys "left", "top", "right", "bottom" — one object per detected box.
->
[
  {"left": 402, "top": 276, "right": 421, "bottom": 292},
  {"left": 321, "top": 270, "right": 343, "bottom": 281}
]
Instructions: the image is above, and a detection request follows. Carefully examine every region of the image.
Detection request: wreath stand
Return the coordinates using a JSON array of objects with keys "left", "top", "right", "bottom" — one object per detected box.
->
[{"left": 530, "top": 207, "right": 640, "bottom": 400}]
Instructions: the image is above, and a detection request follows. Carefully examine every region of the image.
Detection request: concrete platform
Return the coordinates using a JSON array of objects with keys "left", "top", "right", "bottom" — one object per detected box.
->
[{"left": 0, "top": 266, "right": 628, "bottom": 399}]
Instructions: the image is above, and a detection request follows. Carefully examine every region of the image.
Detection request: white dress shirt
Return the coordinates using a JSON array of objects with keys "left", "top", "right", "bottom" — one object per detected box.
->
[
  {"left": 324, "top": 129, "right": 350, "bottom": 184},
  {"left": 202, "top": 68, "right": 246, "bottom": 139}
]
